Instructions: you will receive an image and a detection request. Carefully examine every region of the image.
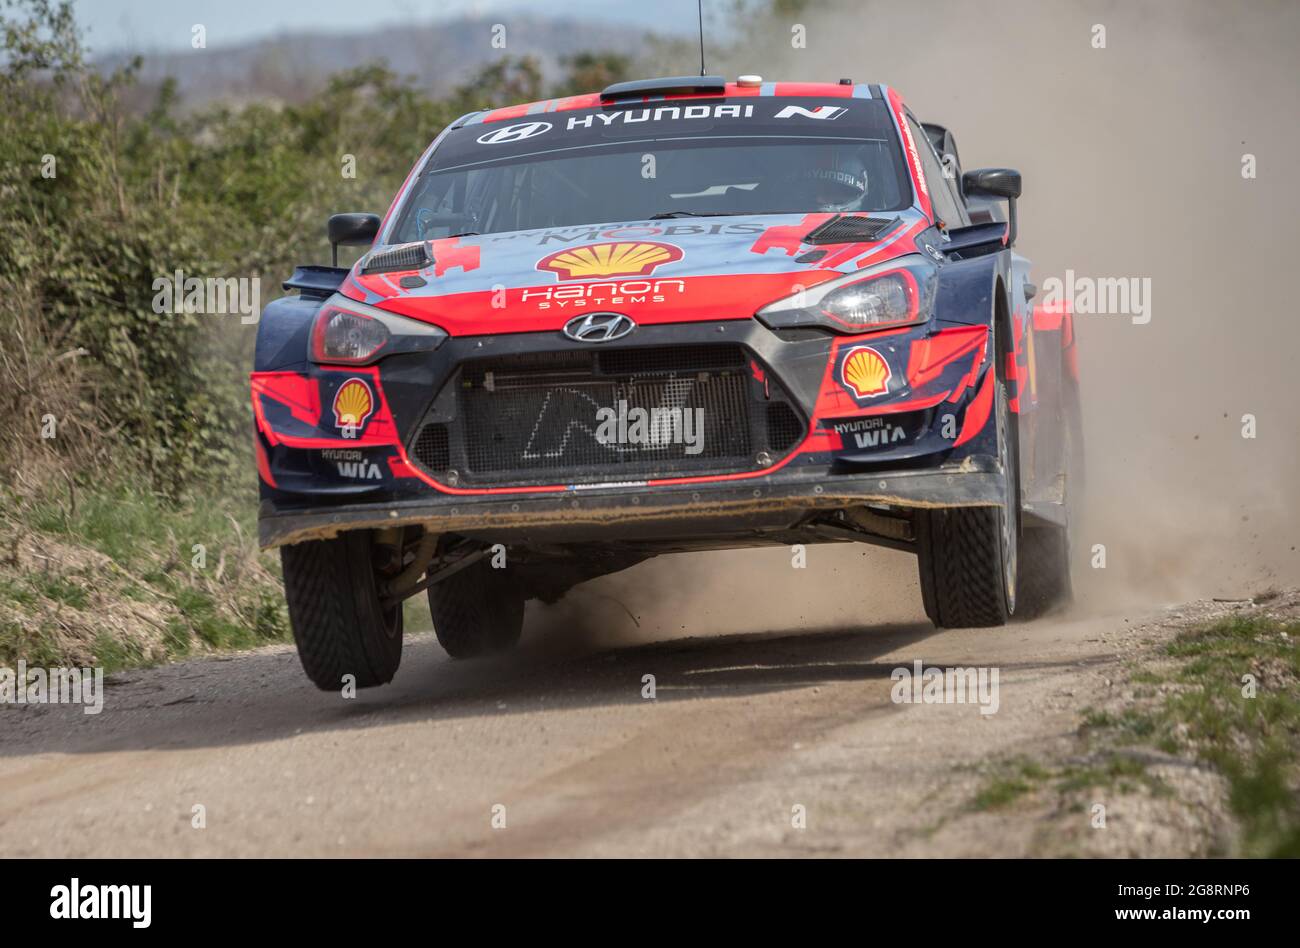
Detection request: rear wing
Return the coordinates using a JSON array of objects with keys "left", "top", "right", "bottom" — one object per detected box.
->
[
  {"left": 922, "top": 122, "right": 1007, "bottom": 226},
  {"left": 921, "top": 122, "right": 962, "bottom": 180}
]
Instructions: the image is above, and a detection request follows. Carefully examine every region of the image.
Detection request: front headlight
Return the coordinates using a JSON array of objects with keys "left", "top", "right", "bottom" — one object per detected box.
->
[
  {"left": 756, "top": 254, "right": 938, "bottom": 333},
  {"left": 309, "top": 293, "right": 447, "bottom": 364}
]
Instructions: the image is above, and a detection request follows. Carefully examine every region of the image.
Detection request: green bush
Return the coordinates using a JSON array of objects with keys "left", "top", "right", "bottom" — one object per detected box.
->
[{"left": 0, "top": 2, "right": 634, "bottom": 499}]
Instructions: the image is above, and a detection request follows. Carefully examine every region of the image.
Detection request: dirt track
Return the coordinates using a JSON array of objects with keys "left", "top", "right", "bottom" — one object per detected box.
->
[
  {"left": 3, "top": 0, "right": 1295, "bottom": 859},
  {"left": 0, "top": 544, "right": 1231, "bottom": 858}
]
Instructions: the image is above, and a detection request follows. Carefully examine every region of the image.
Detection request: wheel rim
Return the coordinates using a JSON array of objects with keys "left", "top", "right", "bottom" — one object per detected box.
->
[
  {"left": 381, "top": 603, "right": 401, "bottom": 638},
  {"left": 369, "top": 551, "right": 403, "bottom": 639}
]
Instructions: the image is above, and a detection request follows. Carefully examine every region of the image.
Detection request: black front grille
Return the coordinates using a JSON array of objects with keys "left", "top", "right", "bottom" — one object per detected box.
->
[
  {"left": 766, "top": 401, "right": 805, "bottom": 452},
  {"left": 597, "top": 345, "right": 745, "bottom": 375},
  {"left": 412, "top": 422, "right": 449, "bottom": 472},
  {"left": 409, "top": 345, "right": 804, "bottom": 487}
]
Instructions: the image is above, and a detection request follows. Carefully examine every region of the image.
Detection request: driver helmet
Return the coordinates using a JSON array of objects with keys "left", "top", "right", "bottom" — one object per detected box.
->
[{"left": 785, "top": 148, "right": 869, "bottom": 211}]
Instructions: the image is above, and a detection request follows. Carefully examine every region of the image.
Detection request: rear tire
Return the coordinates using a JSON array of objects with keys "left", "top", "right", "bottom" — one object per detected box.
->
[
  {"left": 1015, "top": 524, "right": 1071, "bottom": 619},
  {"left": 916, "top": 378, "right": 1018, "bottom": 628},
  {"left": 427, "top": 559, "right": 525, "bottom": 659},
  {"left": 281, "top": 531, "right": 405, "bottom": 690},
  {"left": 1015, "top": 378, "right": 1082, "bottom": 619}
]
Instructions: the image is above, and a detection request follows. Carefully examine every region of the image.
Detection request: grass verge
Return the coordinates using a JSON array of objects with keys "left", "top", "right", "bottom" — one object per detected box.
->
[
  {"left": 970, "top": 603, "right": 1300, "bottom": 856},
  {"left": 1, "top": 483, "right": 288, "bottom": 673}
]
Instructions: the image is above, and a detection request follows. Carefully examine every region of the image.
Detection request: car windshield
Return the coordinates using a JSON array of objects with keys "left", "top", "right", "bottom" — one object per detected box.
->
[{"left": 390, "top": 96, "right": 913, "bottom": 241}]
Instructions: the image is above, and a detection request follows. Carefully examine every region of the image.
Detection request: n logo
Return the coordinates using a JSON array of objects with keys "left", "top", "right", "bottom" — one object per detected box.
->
[{"left": 774, "top": 105, "right": 847, "bottom": 121}]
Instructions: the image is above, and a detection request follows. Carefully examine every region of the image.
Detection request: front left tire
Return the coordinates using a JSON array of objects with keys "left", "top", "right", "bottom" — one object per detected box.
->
[{"left": 916, "top": 375, "right": 1019, "bottom": 627}]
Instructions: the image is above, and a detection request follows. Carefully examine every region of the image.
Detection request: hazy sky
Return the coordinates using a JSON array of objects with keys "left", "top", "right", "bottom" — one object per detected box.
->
[{"left": 72, "top": 0, "right": 701, "bottom": 54}]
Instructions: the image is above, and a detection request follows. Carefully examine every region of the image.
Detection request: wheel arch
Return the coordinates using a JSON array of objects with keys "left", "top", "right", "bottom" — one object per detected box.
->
[{"left": 254, "top": 293, "right": 323, "bottom": 372}]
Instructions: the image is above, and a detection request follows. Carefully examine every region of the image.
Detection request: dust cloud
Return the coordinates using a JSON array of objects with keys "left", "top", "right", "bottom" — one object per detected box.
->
[
  {"left": 528, "top": 544, "right": 923, "bottom": 651},
  {"left": 538, "top": 0, "right": 1300, "bottom": 644}
]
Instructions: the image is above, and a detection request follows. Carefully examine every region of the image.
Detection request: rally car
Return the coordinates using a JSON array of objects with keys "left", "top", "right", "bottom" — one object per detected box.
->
[{"left": 251, "top": 75, "right": 1082, "bottom": 689}]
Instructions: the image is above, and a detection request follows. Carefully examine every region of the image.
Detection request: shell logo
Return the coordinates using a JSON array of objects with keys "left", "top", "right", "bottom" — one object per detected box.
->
[
  {"left": 333, "top": 377, "right": 375, "bottom": 429},
  {"left": 537, "top": 241, "right": 683, "bottom": 281},
  {"left": 841, "top": 347, "right": 892, "bottom": 399}
]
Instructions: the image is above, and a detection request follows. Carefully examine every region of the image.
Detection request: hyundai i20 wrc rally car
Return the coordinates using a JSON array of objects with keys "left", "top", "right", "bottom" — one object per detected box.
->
[{"left": 251, "top": 75, "right": 1082, "bottom": 689}]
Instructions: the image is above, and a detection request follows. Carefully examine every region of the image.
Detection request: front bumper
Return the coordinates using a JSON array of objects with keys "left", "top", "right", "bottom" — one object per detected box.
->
[
  {"left": 258, "top": 458, "right": 1004, "bottom": 548},
  {"left": 254, "top": 314, "right": 1005, "bottom": 548}
]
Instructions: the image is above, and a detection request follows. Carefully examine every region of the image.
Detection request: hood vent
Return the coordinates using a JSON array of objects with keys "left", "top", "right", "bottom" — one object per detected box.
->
[
  {"left": 803, "top": 215, "right": 897, "bottom": 245},
  {"left": 361, "top": 242, "right": 430, "bottom": 275}
]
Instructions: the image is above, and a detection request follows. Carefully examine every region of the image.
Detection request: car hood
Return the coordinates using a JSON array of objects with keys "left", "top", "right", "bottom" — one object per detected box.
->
[{"left": 340, "top": 211, "right": 929, "bottom": 337}]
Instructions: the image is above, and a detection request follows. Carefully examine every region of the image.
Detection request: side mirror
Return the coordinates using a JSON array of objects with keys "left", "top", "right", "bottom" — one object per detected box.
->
[
  {"left": 960, "top": 168, "right": 1022, "bottom": 246},
  {"left": 327, "top": 213, "right": 381, "bottom": 267},
  {"left": 961, "top": 167, "right": 1022, "bottom": 200}
]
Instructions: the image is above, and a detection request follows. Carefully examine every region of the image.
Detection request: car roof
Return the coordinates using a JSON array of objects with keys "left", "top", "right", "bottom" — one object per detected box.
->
[{"left": 454, "top": 80, "right": 888, "bottom": 127}]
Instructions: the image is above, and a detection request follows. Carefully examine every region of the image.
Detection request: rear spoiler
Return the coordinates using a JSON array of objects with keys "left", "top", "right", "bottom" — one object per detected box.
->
[{"left": 600, "top": 75, "right": 727, "bottom": 104}]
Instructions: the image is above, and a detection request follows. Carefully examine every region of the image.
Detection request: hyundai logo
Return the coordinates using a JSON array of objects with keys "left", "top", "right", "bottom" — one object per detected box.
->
[
  {"left": 476, "top": 121, "right": 553, "bottom": 145},
  {"left": 563, "top": 312, "right": 636, "bottom": 343}
]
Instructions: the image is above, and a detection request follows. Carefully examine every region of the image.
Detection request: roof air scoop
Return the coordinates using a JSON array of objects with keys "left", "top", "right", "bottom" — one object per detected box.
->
[{"left": 599, "top": 75, "right": 727, "bottom": 104}]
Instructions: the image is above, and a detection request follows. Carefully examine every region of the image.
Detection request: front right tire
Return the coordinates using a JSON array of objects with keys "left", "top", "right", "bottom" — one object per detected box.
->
[{"left": 280, "top": 530, "right": 405, "bottom": 690}]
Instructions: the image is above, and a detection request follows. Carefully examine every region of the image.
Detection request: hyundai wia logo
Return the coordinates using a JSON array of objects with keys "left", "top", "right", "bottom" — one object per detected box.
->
[{"left": 563, "top": 312, "right": 636, "bottom": 343}]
